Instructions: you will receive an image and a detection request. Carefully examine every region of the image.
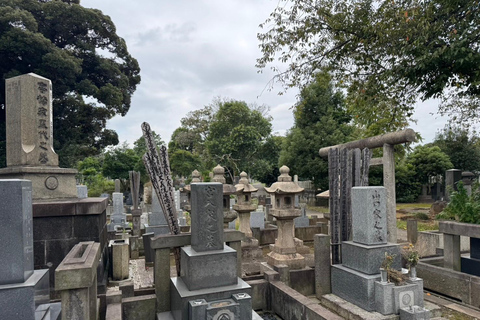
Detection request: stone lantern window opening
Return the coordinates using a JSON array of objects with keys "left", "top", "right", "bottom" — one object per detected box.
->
[{"left": 284, "top": 196, "right": 291, "bottom": 207}]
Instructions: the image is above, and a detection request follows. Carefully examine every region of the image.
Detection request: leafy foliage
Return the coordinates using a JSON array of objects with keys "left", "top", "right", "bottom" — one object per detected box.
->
[
  {"left": 102, "top": 142, "right": 141, "bottom": 190},
  {"left": 406, "top": 145, "right": 453, "bottom": 184},
  {"left": 0, "top": 0, "right": 140, "bottom": 167},
  {"left": 438, "top": 181, "right": 480, "bottom": 224},
  {"left": 257, "top": 0, "right": 480, "bottom": 127},
  {"left": 279, "top": 72, "right": 354, "bottom": 190},
  {"left": 205, "top": 99, "right": 273, "bottom": 178},
  {"left": 76, "top": 156, "right": 114, "bottom": 197},
  {"left": 433, "top": 126, "right": 480, "bottom": 172},
  {"left": 395, "top": 161, "right": 422, "bottom": 203}
]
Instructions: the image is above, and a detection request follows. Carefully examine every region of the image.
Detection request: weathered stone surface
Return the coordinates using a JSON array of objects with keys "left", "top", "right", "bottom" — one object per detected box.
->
[
  {"left": 375, "top": 281, "right": 395, "bottom": 315},
  {"left": 180, "top": 245, "right": 237, "bottom": 291},
  {"left": 341, "top": 241, "right": 401, "bottom": 275},
  {"left": 351, "top": 187, "right": 387, "bottom": 245},
  {"left": 77, "top": 185, "right": 88, "bottom": 198},
  {"left": 0, "top": 179, "right": 34, "bottom": 285},
  {"left": 439, "top": 220, "right": 480, "bottom": 238},
  {"left": 331, "top": 264, "right": 381, "bottom": 312},
  {"left": 190, "top": 183, "right": 224, "bottom": 252},
  {"left": 5, "top": 73, "right": 58, "bottom": 167},
  {"left": 314, "top": 234, "right": 332, "bottom": 297},
  {"left": 399, "top": 306, "right": 430, "bottom": 320},
  {"left": 250, "top": 211, "right": 265, "bottom": 229},
  {"left": 122, "top": 294, "right": 157, "bottom": 320},
  {"left": 110, "top": 239, "right": 129, "bottom": 281},
  {"left": 169, "top": 277, "right": 252, "bottom": 320}
]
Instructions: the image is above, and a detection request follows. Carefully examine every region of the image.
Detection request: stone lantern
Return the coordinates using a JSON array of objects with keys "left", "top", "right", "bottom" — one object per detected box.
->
[
  {"left": 265, "top": 165, "right": 305, "bottom": 270},
  {"left": 183, "top": 169, "right": 201, "bottom": 214},
  {"left": 211, "top": 164, "right": 237, "bottom": 228},
  {"left": 233, "top": 172, "right": 258, "bottom": 240}
]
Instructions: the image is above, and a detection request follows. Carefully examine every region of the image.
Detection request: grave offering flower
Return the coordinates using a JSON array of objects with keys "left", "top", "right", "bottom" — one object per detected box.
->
[
  {"left": 381, "top": 252, "right": 396, "bottom": 270},
  {"left": 402, "top": 243, "right": 419, "bottom": 267}
]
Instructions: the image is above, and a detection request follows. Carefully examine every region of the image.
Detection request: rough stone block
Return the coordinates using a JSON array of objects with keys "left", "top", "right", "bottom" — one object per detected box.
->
[
  {"left": 170, "top": 277, "right": 252, "bottom": 320},
  {"left": 122, "top": 294, "right": 156, "bottom": 320},
  {"left": 0, "top": 179, "right": 34, "bottom": 285},
  {"left": 181, "top": 246, "right": 237, "bottom": 291},
  {"left": 191, "top": 183, "right": 224, "bottom": 252},
  {"left": 351, "top": 187, "right": 387, "bottom": 245},
  {"left": 399, "top": 306, "right": 430, "bottom": 320},
  {"left": 375, "top": 281, "right": 394, "bottom": 315},
  {"left": 342, "top": 241, "right": 401, "bottom": 275},
  {"left": 110, "top": 239, "right": 129, "bottom": 281},
  {"left": 119, "top": 280, "right": 134, "bottom": 298},
  {"left": 331, "top": 264, "right": 380, "bottom": 311}
]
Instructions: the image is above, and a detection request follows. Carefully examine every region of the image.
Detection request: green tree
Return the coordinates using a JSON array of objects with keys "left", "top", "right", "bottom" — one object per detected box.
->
[
  {"left": 76, "top": 156, "right": 114, "bottom": 197},
  {"left": 170, "top": 150, "right": 202, "bottom": 178},
  {"left": 395, "top": 161, "right": 422, "bottom": 203},
  {"left": 102, "top": 142, "right": 140, "bottom": 190},
  {"left": 0, "top": 0, "right": 140, "bottom": 168},
  {"left": 250, "top": 135, "right": 284, "bottom": 185},
  {"left": 433, "top": 126, "right": 480, "bottom": 172},
  {"left": 206, "top": 99, "right": 272, "bottom": 176},
  {"left": 257, "top": 0, "right": 480, "bottom": 127},
  {"left": 407, "top": 145, "right": 453, "bottom": 185},
  {"left": 279, "top": 72, "right": 354, "bottom": 190}
]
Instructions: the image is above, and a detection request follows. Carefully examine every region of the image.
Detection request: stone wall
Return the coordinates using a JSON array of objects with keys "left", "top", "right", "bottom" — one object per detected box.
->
[{"left": 33, "top": 197, "right": 108, "bottom": 296}]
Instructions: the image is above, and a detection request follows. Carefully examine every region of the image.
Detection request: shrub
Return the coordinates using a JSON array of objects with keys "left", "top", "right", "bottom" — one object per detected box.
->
[{"left": 437, "top": 181, "right": 480, "bottom": 224}]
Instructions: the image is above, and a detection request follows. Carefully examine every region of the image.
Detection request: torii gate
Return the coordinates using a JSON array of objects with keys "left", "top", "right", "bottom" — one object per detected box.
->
[{"left": 319, "top": 129, "right": 416, "bottom": 264}]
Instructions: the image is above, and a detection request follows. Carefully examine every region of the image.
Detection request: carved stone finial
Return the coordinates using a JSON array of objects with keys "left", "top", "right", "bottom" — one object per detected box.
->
[
  {"left": 239, "top": 171, "right": 249, "bottom": 185},
  {"left": 212, "top": 165, "right": 226, "bottom": 184},
  {"left": 191, "top": 169, "right": 201, "bottom": 183},
  {"left": 278, "top": 165, "right": 292, "bottom": 182}
]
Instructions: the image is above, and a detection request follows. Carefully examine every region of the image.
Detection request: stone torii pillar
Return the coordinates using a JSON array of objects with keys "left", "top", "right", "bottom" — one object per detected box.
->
[{"left": 319, "top": 129, "right": 416, "bottom": 244}]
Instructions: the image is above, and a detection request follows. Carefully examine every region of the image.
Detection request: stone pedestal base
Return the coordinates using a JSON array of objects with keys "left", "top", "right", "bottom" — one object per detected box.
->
[
  {"left": 267, "top": 251, "right": 305, "bottom": 270},
  {"left": 169, "top": 277, "right": 252, "bottom": 320},
  {"left": 241, "top": 242, "right": 264, "bottom": 276},
  {"left": 342, "top": 241, "right": 401, "bottom": 275},
  {"left": 0, "top": 166, "right": 77, "bottom": 199},
  {"left": 0, "top": 269, "right": 58, "bottom": 320}
]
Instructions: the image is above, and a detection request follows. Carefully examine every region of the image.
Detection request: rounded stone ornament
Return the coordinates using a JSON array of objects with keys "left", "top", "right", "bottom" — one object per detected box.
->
[{"left": 45, "top": 176, "right": 59, "bottom": 190}]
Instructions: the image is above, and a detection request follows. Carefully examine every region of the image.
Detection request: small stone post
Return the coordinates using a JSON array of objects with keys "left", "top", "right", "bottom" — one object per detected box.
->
[
  {"left": 314, "top": 234, "right": 332, "bottom": 297},
  {"left": 407, "top": 219, "right": 418, "bottom": 245},
  {"left": 55, "top": 241, "right": 101, "bottom": 320}
]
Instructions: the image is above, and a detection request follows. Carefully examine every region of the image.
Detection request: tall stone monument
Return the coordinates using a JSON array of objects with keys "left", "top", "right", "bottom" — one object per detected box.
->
[
  {"left": 211, "top": 164, "right": 237, "bottom": 228},
  {"left": 331, "top": 187, "right": 426, "bottom": 315},
  {"left": 108, "top": 192, "right": 130, "bottom": 232},
  {"left": 0, "top": 73, "right": 77, "bottom": 199},
  {"left": 0, "top": 180, "right": 60, "bottom": 319},
  {"left": 160, "top": 183, "right": 258, "bottom": 320}
]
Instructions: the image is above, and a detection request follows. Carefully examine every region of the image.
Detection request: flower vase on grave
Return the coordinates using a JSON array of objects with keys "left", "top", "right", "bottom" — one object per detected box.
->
[{"left": 410, "top": 266, "right": 417, "bottom": 280}]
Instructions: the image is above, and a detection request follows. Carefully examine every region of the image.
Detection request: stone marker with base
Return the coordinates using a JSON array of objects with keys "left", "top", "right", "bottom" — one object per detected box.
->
[
  {"left": 158, "top": 183, "right": 260, "bottom": 320},
  {"left": 145, "top": 193, "right": 170, "bottom": 236},
  {"left": 107, "top": 192, "right": 129, "bottom": 232},
  {"left": 0, "top": 179, "right": 60, "bottom": 320},
  {"left": 0, "top": 73, "right": 77, "bottom": 199},
  {"left": 331, "top": 186, "right": 427, "bottom": 316}
]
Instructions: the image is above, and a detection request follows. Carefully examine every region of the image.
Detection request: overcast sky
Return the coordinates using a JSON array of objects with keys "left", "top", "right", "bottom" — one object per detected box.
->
[{"left": 81, "top": 0, "right": 449, "bottom": 147}]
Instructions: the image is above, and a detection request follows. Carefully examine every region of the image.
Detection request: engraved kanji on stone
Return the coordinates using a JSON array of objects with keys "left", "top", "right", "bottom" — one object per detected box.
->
[
  {"left": 39, "top": 152, "right": 48, "bottom": 164},
  {"left": 38, "top": 119, "right": 48, "bottom": 129},
  {"left": 37, "top": 95, "right": 48, "bottom": 106},
  {"left": 37, "top": 82, "right": 48, "bottom": 94},
  {"left": 38, "top": 130, "right": 49, "bottom": 140},
  {"left": 37, "top": 107, "right": 47, "bottom": 117},
  {"left": 39, "top": 141, "right": 47, "bottom": 150}
]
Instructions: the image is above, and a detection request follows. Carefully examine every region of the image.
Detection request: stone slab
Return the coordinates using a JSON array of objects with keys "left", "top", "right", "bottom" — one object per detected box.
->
[
  {"left": 0, "top": 269, "right": 50, "bottom": 320},
  {"left": 145, "top": 224, "right": 171, "bottom": 236},
  {"left": 342, "top": 241, "right": 401, "bottom": 275},
  {"left": 170, "top": 276, "right": 252, "bottom": 320},
  {"left": 0, "top": 179, "right": 34, "bottom": 285},
  {"left": 0, "top": 167, "right": 78, "bottom": 199},
  {"left": 250, "top": 211, "right": 265, "bottom": 229},
  {"left": 122, "top": 294, "right": 156, "bottom": 320},
  {"left": 294, "top": 216, "right": 310, "bottom": 228},
  {"left": 191, "top": 183, "right": 224, "bottom": 252},
  {"left": 352, "top": 187, "right": 387, "bottom": 245},
  {"left": 331, "top": 264, "right": 381, "bottom": 311},
  {"left": 439, "top": 221, "right": 480, "bottom": 238},
  {"left": 181, "top": 245, "right": 237, "bottom": 291}
]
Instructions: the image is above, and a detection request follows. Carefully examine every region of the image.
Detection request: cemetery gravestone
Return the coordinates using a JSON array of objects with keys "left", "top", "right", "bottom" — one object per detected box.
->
[
  {"left": 0, "top": 73, "right": 77, "bottom": 199},
  {"left": 161, "top": 183, "right": 256, "bottom": 320},
  {"left": 145, "top": 193, "right": 170, "bottom": 236},
  {"left": 107, "top": 192, "right": 129, "bottom": 232},
  {"left": 0, "top": 180, "right": 60, "bottom": 320}
]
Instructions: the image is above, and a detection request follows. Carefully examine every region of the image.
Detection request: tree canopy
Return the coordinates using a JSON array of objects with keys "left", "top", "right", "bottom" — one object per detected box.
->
[
  {"left": 407, "top": 145, "right": 453, "bottom": 184},
  {"left": 279, "top": 71, "right": 354, "bottom": 190},
  {"left": 257, "top": 0, "right": 480, "bottom": 128},
  {"left": 433, "top": 126, "right": 480, "bottom": 172},
  {"left": 0, "top": 0, "right": 140, "bottom": 167}
]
